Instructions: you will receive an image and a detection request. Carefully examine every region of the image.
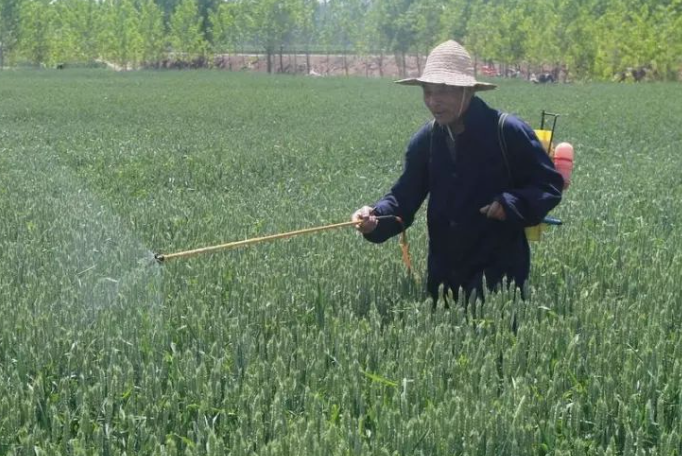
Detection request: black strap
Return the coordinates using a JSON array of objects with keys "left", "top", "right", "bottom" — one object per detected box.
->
[
  {"left": 430, "top": 115, "right": 512, "bottom": 183},
  {"left": 430, "top": 116, "right": 509, "bottom": 173},
  {"left": 497, "top": 112, "right": 514, "bottom": 186},
  {"left": 428, "top": 119, "right": 436, "bottom": 166}
]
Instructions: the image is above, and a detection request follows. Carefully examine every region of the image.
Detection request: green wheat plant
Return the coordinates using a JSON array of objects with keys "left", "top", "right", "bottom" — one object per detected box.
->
[{"left": 0, "top": 69, "right": 680, "bottom": 455}]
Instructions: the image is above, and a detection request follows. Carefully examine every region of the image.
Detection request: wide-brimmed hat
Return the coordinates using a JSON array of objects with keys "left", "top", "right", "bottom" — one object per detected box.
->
[{"left": 395, "top": 40, "right": 496, "bottom": 91}]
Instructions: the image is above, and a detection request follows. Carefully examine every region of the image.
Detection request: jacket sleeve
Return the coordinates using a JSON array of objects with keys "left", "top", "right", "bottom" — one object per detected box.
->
[
  {"left": 497, "top": 116, "right": 563, "bottom": 227},
  {"left": 364, "top": 126, "right": 431, "bottom": 243}
]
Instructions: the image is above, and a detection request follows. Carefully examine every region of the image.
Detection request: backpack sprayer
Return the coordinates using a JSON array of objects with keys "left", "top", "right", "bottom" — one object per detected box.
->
[
  {"left": 535, "top": 111, "right": 575, "bottom": 188},
  {"left": 527, "top": 110, "right": 575, "bottom": 241}
]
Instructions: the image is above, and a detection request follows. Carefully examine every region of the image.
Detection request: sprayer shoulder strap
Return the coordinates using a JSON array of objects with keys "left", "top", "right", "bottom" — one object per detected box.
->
[
  {"left": 497, "top": 112, "right": 515, "bottom": 186},
  {"left": 430, "top": 115, "right": 512, "bottom": 182},
  {"left": 428, "top": 119, "right": 436, "bottom": 165}
]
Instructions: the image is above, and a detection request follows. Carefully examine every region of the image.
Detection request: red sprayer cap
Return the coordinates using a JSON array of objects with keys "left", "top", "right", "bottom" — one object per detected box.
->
[{"left": 553, "top": 142, "right": 574, "bottom": 190}]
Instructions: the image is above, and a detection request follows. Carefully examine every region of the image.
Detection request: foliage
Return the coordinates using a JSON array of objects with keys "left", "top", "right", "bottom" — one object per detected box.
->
[
  {"left": 169, "top": 0, "right": 207, "bottom": 59},
  {"left": 138, "top": 0, "right": 166, "bottom": 65},
  {"left": 0, "top": 0, "right": 21, "bottom": 66},
  {"left": 0, "top": 70, "right": 681, "bottom": 453},
  {"left": 1, "top": 0, "right": 680, "bottom": 80},
  {"left": 53, "top": 0, "right": 102, "bottom": 63},
  {"left": 247, "top": 0, "right": 303, "bottom": 72},
  {"left": 101, "top": 0, "right": 143, "bottom": 68},
  {"left": 17, "top": 0, "right": 54, "bottom": 65},
  {"left": 208, "top": 1, "right": 238, "bottom": 54}
]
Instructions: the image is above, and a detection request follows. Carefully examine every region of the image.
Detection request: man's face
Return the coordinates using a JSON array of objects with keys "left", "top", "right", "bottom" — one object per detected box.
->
[{"left": 422, "top": 84, "right": 472, "bottom": 126}]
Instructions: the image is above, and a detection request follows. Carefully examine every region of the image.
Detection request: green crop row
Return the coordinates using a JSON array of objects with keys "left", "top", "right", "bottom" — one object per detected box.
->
[{"left": 0, "top": 69, "right": 680, "bottom": 455}]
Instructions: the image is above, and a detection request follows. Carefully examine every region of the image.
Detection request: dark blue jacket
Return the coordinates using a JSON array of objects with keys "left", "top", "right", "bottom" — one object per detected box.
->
[{"left": 365, "top": 97, "right": 563, "bottom": 298}]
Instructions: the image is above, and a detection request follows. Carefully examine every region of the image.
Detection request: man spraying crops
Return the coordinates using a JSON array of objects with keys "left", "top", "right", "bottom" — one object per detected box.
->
[{"left": 352, "top": 40, "right": 563, "bottom": 303}]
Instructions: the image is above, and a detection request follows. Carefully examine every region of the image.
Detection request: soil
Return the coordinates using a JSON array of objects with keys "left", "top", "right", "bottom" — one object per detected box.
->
[{"left": 212, "top": 52, "right": 427, "bottom": 78}]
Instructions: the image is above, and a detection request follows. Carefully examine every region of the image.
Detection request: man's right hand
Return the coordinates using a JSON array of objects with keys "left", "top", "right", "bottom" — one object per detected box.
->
[{"left": 351, "top": 206, "right": 378, "bottom": 234}]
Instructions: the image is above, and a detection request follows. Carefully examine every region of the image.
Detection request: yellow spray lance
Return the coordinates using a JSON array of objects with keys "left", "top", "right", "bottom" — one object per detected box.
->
[{"left": 155, "top": 215, "right": 412, "bottom": 273}]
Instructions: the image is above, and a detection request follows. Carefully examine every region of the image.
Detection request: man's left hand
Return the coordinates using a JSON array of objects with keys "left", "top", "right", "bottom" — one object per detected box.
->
[{"left": 480, "top": 201, "right": 507, "bottom": 221}]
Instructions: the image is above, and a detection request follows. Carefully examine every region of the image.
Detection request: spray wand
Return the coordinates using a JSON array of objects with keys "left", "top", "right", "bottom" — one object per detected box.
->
[{"left": 154, "top": 215, "right": 412, "bottom": 272}]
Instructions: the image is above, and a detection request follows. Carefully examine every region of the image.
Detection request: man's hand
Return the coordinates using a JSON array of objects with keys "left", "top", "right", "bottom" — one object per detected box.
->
[
  {"left": 352, "top": 206, "right": 379, "bottom": 234},
  {"left": 479, "top": 201, "right": 507, "bottom": 221}
]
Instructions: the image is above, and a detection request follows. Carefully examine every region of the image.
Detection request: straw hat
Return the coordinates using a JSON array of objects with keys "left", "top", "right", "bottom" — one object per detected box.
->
[{"left": 395, "top": 40, "right": 496, "bottom": 91}]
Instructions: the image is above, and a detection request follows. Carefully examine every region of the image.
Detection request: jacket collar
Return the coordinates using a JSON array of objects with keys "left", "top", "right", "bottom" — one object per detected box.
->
[
  {"left": 460, "top": 96, "right": 490, "bottom": 135},
  {"left": 432, "top": 96, "right": 494, "bottom": 138}
]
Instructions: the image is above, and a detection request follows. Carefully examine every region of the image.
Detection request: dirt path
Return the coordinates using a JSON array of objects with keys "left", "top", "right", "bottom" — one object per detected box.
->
[{"left": 213, "top": 53, "right": 426, "bottom": 78}]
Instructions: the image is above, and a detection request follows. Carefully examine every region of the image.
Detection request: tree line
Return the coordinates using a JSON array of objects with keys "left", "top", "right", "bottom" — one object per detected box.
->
[{"left": 1, "top": 0, "right": 680, "bottom": 80}]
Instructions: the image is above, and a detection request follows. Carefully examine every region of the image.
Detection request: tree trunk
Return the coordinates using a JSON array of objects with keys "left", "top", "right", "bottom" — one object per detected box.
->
[
  {"left": 278, "top": 45, "right": 284, "bottom": 73},
  {"left": 378, "top": 51, "right": 384, "bottom": 77},
  {"left": 343, "top": 47, "right": 348, "bottom": 76},
  {"left": 267, "top": 50, "right": 273, "bottom": 74},
  {"left": 416, "top": 52, "right": 422, "bottom": 74},
  {"left": 306, "top": 50, "right": 311, "bottom": 75},
  {"left": 401, "top": 51, "right": 407, "bottom": 77}
]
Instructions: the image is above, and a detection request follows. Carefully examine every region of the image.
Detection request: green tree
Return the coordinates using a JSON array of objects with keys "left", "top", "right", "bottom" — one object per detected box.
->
[
  {"left": 441, "top": 0, "right": 472, "bottom": 43},
  {"left": 0, "top": 0, "right": 4, "bottom": 67},
  {"left": 101, "top": 0, "right": 142, "bottom": 68},
  {"left": 1, "top": 0, "right": 680, "bottom": 80},
  {"left": 0, "top": 0, "right": 21, "bottom": 67},
  {"left": 296, "top": 0, "right": 317, "bottom": 74},
  {"left": 553, "top": 0, "right": 599, "bottom": 80},
  {"left": 408, "top": 0, "right": 442, "bottom": 73},
  {"left": 209, "top": 0, "right": 238, "bottom": 54},
  {"left": 328, "top": 0, "right": 365, "bottom": 75},
  {"left": 464, "top": 1, "right": 501, "bottom": 73},
  {"left": 654, "top": 1, "right": 682, "bottom": 80},
  {"left": 196, "top": 0, "right": 219, "bottom": 42},
  {"left": 522, "top": 0, "right": 560, "bottom": 78},
  {"left": 364, "top": 0, "right": 392, "bottom": 76},
  {"left": 564, "top": 9, "right": 599, "bottom": 79},
  {"left": 373, "top": 0, "right": 418, "bottom": 77},
  {"left": 248, "top": 0, "right": 300, "bottom": 73},
  {"left": 229, "top": 0, "right": 255, "bottom": 68},
  {"left": 18, "top": 0, "right": 55, "bottom": 66},
  {"left": 495, "top": 1, "right": 529, "bottom": 75},
  {"left": 591, "top": 0, "right": 627, "bottom": 78},
  {"left": 317, "top": 0, "right": 333, "bottom": 70},
  {"left": 42, "top": 0, "right": 103, "bottom": 64},
  {"left": 138, "top": 0, "right": 165, "bottom": 66},
  {"left": 50, "top": 0, "right": 76, "bottom": 64},
  {"left": 72, "top": 0, "right": 102, "bottom": 62},
  {"left": 169, "top": 0, "right": 207, "bottom": 63}
]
